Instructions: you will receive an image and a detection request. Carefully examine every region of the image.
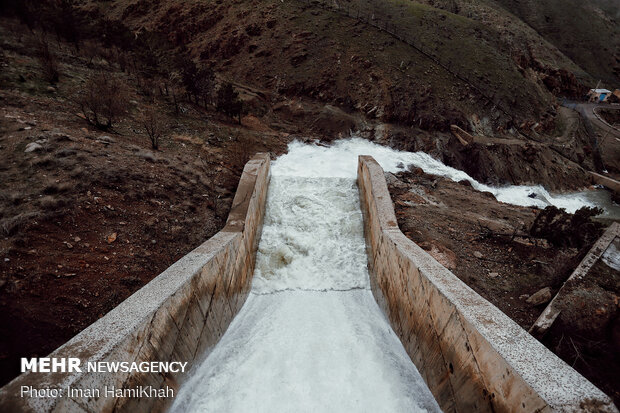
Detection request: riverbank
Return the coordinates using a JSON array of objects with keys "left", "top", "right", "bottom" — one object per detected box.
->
[{"left": 388, "top": 168, "right": 620, "bottom": 405}]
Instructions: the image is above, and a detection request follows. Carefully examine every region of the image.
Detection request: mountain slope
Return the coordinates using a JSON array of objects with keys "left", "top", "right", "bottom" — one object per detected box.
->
[{"left": 490, "top": 0, "right": 620, "bottom": 85}]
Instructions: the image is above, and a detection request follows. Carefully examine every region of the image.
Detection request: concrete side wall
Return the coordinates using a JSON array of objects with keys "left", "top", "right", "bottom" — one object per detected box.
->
[
  {"left": 0, "top": 154, "right": 271, "bottom": 413},
  {"left": 357, "top": 155, "right": 617, "bottom": 413},
  {"left": 531, "top": 222, "right": 620, "bottom": 337},
  {"left": 590, "top": 172, "right": 620, "bottom": 194}
]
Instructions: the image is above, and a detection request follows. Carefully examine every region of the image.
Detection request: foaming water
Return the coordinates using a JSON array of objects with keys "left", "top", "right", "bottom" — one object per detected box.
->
[
  {"left": 272, "top": 137, "right": 619, "bottom": 215},
  {"left": 171, "top": 137, "right": 615, "bottom": 412},
  {"left": 170, "top": 140, "right": 442, "bottom": 412},
  {"left": 253, "top": 177, "right": 368, "bottom": 293}
]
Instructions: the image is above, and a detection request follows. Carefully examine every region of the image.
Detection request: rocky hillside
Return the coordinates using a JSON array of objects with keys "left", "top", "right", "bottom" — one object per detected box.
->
[
  {"left": 490, "top": 0, "right": 620, "bottom": 84},
  {"left": 68, "top": 0, "right": 617, "bottom": 132}
]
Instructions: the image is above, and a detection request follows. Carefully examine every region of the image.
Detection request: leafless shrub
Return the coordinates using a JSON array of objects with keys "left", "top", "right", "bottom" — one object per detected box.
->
[
  {"left": 0, "top": 212, "right": 41, "bottom": 236},
  {"left": 81, "top": 40, "right": 100, "bottom": 64},
  {"left": 139, "top": 76, "right": 156, "bottom": 99},
  {"left": 0, "top": 192, "right": 24, "bottom": 206},
  {"left": 530, "top": 206, "right": 604, "bottom": 248},
  {"left": 38, "top": 195, "right": 62, "bottom": 210},
  {"left": 69, "top": 166, "right": 84, "bottom": 178},
  {"left": 75, "top": 73, "right": 129, "bottom": 131},
  {"left": 35, "top": 37, "right": 59, "bottom": 84},
  {"left": 229, "top": 134, "right": 254, "bottom": 172},
  {"left": 139, "top": 106, "right": 166, "bottom": 150},
  {"left": 42, "top": 180, "right": 74, "bottom": 195}
]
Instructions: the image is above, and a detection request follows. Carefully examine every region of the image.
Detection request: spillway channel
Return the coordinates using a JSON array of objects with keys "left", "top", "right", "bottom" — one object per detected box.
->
[{"left": 170, "top": 146, "right": 441, "bottom": 413}]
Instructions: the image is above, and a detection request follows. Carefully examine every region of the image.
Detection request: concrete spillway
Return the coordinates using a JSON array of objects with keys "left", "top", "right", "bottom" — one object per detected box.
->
[
  {"left": 170, "top": 175, "right": 440, "bottom": 412},
  {"left": 0, "top": 139, "right": 617, "bottom": 413}
]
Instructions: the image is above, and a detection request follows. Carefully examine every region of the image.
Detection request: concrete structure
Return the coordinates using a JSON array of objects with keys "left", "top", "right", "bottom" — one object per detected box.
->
[
  {"left": 2, "top": 151, "right": 617, "bottom": 413},
  {"left": 590, "top": 172, "right": 620, "bottom": 195},
  {"left": 588, "top": 88, "right": 612, "bottom": 103},
  {"left": 0, "top": 154, "right": 271, "bottom": 413},
  {"left": 531, "top": 222, "right": 620, "bottom": 338},
  {"left": 357, "top": 155, "right": 617, "bottom": 412}
]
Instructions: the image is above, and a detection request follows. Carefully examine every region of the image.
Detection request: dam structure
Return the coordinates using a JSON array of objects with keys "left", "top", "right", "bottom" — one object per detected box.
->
[
  {"left": 169, "top": 153, "right": 441, "bottom": 412},
  {"left": 0, "top": 139, "right": 617, "bottom": 412}
]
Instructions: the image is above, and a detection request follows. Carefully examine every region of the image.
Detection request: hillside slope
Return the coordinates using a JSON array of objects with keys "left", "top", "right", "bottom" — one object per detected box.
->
[
  {"left": 490, "top": 0, "right": 620, "bottom": 85},
  {"left": 71, "top": 0, "right": 598, "bottom": 131}
]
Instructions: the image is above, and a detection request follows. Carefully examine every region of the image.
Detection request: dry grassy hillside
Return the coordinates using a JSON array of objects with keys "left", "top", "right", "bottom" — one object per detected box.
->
[
  {"left": 490, "top": 0, "right": 620, "bottom": 85},
  {"left": 70, "top": 0, "right": 588, "bottom": 131}
]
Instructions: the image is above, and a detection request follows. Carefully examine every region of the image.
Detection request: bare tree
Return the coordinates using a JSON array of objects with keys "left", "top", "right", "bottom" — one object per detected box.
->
[
  {"left": 140, "top": 106, "right": 166, "bottom": 150},
  {"left": 216, "top": 82, "right": 243, "bottom": 124},
  {"left": 35, "top": 37, "right": 59, "bottom": 84},
  {"left": 167, "top": 71, "right": 183, "bottom": 115},
  {"left": 230, "top": 134, "right": 253, "bottom": 172},
  {"left": 75, "top": 73, "right": 129, "bottom": 130}
]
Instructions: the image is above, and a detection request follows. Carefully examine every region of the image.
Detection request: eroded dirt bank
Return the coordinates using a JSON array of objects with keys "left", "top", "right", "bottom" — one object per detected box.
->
[{"left": 388, "top": 168, "right": 620, "bottom": 405}]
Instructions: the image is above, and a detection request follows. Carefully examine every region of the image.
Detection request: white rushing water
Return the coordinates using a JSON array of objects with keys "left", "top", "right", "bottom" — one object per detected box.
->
[
  {"left": 170, "top": 141, "right": 442, "bottom": 413},
  {"left": 269, "top": 137, "right": 617, "bottom": 214},
  {"left": 171, "top": 137, "right": 616, "bottom": 413}
]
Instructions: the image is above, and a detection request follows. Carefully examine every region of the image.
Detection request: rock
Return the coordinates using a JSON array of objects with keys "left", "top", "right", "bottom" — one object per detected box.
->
[
  {"left": 473, "top": 251, "right": 483, "bottom": 259},
  {"left": 488, "top": 272, "right": 499, "bottom": 278},
  {"left": 24, "top": 142, "right": 43, "bottom": 153},
  {"left": 527, "top": 287, "right": 552, "bottom": 306},
  {"left": 97, "top": 135, "right": 115, "bottom": 144},
  {"left": 73, "top": 236, "right": 81, "bottom": 242},
  {"left": 384, "top": 173, "right": 407, "bottom": 189},
  {"left": 107, "top": 233, "right": 117, "bottom": 244},
  {"left": 46, "top": 86, "right": 57, "bottom": 93},
  {"left": 136, "top": 150, "right": 157, "bottom": 163},
  {"left": 65, "top": 242, "right": 73, "bottom": 249}
]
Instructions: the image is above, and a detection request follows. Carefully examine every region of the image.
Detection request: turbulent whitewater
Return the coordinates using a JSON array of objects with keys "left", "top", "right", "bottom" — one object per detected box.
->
[
  {"left": 170, "top": 141, "right": 442, "bottom": 413},
  {"left": 171, "top": 137, "right": 616, "bottom": 413},
  {"left": 270, "top": 137, "right": 617, "bottom": 214}
]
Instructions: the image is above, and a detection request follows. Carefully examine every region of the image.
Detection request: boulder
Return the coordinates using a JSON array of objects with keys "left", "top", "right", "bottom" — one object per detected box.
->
[
  {"left": 384, "top": 172, "right": 407, "bottom": 189},
  {"left": 97, "top": 135, "right": 115, "bottom": 144},
  {"left": 527, "top": 287, "right": 552, "bottom": 306},
  {"left": 24, "top": 142, "right": 43, "bottom": 153}
]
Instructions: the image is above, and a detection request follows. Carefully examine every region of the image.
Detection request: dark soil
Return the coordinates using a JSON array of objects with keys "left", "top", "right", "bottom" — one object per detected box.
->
[
  {"left": 0, "top": 23, "right": 289, "bottom": 387},
  {"left": 0, "top": 93, "right": 286, "bottom": 386},
  {"left": 599, "top": 108, "right": 620, "bottom": 127}
]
